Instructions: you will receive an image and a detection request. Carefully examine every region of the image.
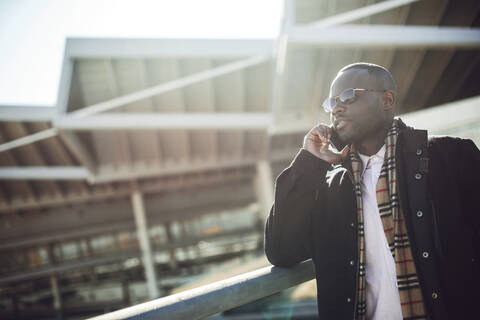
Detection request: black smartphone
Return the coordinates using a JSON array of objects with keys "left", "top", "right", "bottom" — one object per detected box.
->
[{"left": 329, "top": 126, "right": 347, "bottom": 151}]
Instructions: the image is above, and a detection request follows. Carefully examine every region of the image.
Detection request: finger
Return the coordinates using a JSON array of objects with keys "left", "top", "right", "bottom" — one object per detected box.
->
[
  {"left": 326, "top": 127, "right": 332, "bottom": 140},
  {"left": 306, "top": 137, "right": 321, "bottom": 145},
  {"left": 308, "top": 132, "right": 322, "bottom": 142},
  {"left": 340, "top": 145, "right": 350, "bottom": 159},
  {"left": 313, "top": 127, "right": 329, "bottom": 141},
  {"left": 317, "top": 125, "right": 330, "bottom": 137},
  {"left": 316, "top": 131, "right": 329, "bottom": 144},
  {"left": 311, "top": 129, "right": 323, "bottom": 140}
]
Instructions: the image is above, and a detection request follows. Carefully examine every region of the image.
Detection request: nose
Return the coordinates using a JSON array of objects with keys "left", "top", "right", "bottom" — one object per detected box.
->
[{"left": 331, "top": 102, "right": 346, "bottom": 116}]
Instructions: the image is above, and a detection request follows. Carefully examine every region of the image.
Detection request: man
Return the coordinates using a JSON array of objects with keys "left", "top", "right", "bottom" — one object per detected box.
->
[{"left": 264, "top": 62, "right": 479, "bottom": 320}]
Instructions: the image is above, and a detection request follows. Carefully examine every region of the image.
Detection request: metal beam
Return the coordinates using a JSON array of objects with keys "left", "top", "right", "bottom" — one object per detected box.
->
[
  {"left": 288, "top": 25, "right": 480, "bottom": 48},
  {"left": 67, "top": 55, "right": 272, "bottom": 118},
  {"left": 56, "top": 54, "right": 74, "bottom": 116},
  {"left": 99, "top": 59, "right": 133, "bottom": 169},
  {"left": 58, "top": 130, "right": 96, "bottom": 175},
  {"left": 0, "top": 144, "right": 295, "bottom": 185},
  {"left": 389, "top": 0, "right": 449, "bottom": 113},
  {"left": 0, "top": 230, "right": 261, "bottom": 287},
  {"left": 360, "top": 1, "right": 412, "bottom": 68},
  {"left": 0, "top": 167, "right": 91, "bottom": 180},
  {"left": 56, "top": 113, "right": 272, "bottom": 130},
  {"left": 88, "top": 260, "right": 315, "bottom": 320},
  {"left": 0, "top": 105, "right": 56, "bottom": 122},
  {"left": 138, "top": 59, "right": 163, "bottom": 161},
  {"left": 399, "top": 95, "right": 480, "bottom": 133},
  {"left": 66, "top": 38, "right": 275, "bottom": 59},
  {"left": 0, "top": 132, "right": 38, "bottom": 201},
  {"left": 93, "top": 157, "right": 257, "bottom": 184},
  {"left": 303, "top": 0, "right": 419, "bottom": 28},
  {"left": 0, "top": 167, "right": 254, "bottom": 212},
  {"left": 275, "top": 0, "right": 418, "bottom": 77},
  {"left": 271, "top": 0, "right": 295, "bottom": 116},
  {"left": 0, "top": 249, "right": 141, "bottom": 285},
  {"left": 1, "top": 181, "right": 255, "bottom": 248},
  {"left": 4, "top": 123, "right": 65, "bottom": 197},
  {"left": 0, "top": 152, "right": 259, "bottom": 185},
  {"left": 271, "top": 95, "right": 480, "bottom": 135},
  {"left": 0, "top": 128, "right": 58, "bottom": 153}
]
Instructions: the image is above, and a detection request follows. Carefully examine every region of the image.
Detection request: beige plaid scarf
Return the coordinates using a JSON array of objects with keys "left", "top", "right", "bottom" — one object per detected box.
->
[{"left": 350, "top": 119, "right": 427, "bottom": 319}]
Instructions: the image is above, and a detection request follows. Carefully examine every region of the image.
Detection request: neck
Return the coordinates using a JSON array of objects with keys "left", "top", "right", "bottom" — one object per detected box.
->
[
  {"left": 357, "top": 137, "right": 385, "bottom": 156},
  {"left": 356, "top": 120, "right": 392, "bottom": 156}
]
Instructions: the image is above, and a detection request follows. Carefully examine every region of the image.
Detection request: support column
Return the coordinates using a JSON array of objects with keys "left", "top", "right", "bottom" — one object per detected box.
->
[
  {"left": 122, "top": 278, "right": 131, "bottom": 305},
  {"left": 12, "top": 296, "right": 19, "bottom": 319},
  {"left": 49, "top": 274, "right": 62, "bottom": 317},
  {"left": 164, "top": 222, "right": 178, "bottom": 270},
  {"left": 131, "top": 190, "right": 159, "bottom": 299},
  {"left": 85, "top": 238, "right": 97, "bottom": 282},
  {"left": 254, "top": 160, "right": 274, "bottom": 221},
  {"left": 46, "top": 243, "right": 63, "bottom": 319}
]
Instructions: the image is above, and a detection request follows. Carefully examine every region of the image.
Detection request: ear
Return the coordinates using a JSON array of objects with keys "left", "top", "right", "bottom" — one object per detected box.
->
[{"left": 383, "top": 91, "right": 395, "bottom": 111}]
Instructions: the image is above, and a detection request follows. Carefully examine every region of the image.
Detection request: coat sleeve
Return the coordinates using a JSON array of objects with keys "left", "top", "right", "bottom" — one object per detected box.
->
[
  {"left": 264, "top": 149, "right": 331, "bottom": 267},
  {"left": 458, "top": 139, "right": 480, "bottom": 260}
]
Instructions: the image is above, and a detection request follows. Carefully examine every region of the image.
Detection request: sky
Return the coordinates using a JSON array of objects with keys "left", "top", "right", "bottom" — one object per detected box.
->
[{"left": 0, "top": 0, "right": 283, "bottom": 106}]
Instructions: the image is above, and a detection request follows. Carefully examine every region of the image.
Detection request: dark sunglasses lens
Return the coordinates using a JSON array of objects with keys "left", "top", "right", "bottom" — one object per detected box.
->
[{"left": 339, "top": 88, "right": 355, "bottom": 103}]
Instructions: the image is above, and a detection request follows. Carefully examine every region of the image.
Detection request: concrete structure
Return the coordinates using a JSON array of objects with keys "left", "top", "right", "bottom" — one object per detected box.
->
[{"left": 1, "top": 0, "right": 479, "bottom": 318}]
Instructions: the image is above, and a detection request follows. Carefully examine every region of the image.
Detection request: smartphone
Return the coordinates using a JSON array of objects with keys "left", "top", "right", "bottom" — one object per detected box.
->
[{"left": 329, "top": 126, "right": 347, "bottom": 151}]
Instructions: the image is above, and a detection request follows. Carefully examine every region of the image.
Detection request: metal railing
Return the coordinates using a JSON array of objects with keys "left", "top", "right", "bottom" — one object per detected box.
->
[{"left": 89, "top": 260, "right": 315, "bottom": 320}]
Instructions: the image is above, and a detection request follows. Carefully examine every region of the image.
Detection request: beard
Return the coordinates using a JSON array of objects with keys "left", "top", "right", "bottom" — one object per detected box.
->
[
  {"left": 335, "top": 117, "right": 385, "bottom": 147},
  {"left": 335, "top": 121, "right": 360, "bottom": 144}
]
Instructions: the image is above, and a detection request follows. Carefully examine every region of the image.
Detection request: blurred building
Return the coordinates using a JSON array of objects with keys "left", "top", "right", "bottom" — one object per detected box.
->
[{"left": 0, "top": 0, "right": 479, "bottom": 319}]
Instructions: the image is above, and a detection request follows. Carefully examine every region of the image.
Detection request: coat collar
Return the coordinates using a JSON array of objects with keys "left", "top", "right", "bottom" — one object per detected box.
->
[{"left": 336, "top": 117, "right": 427, "bottom": 169}]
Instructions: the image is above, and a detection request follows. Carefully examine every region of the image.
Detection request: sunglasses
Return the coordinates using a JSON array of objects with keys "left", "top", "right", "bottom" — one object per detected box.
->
[{"left": 322, "top": 88, "right": 385, "bottom": 112}]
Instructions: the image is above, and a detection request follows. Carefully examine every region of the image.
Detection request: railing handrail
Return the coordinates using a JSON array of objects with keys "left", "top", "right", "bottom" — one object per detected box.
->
[{"left": 88, "top": 259, "right": 315, "bottom": 320}]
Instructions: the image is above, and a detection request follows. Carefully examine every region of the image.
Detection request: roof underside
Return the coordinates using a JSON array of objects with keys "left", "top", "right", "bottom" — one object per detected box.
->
[{"left": 1, "top": 0, "right": 480, "bottom": 213}]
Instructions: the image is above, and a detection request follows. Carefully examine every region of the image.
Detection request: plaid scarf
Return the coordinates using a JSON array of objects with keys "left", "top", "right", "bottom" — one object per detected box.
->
[{"left": 350, "top": 119, "right": 427, "bottom": 319}]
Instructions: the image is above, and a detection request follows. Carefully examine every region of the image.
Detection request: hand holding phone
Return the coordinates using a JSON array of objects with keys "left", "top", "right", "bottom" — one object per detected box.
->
[{"left": 302, "top": 124, "right": 350, "bottom": 164}]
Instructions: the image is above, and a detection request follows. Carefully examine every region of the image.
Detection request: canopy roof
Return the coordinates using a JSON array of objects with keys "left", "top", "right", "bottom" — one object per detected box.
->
[{"left": 1, "top": 0, "right": 479, "bottom": 214}]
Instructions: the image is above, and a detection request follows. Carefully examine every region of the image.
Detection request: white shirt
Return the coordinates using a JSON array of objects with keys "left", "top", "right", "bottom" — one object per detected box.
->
[{"left": 358, "top": 145, "right": 403, "bottom": 320}]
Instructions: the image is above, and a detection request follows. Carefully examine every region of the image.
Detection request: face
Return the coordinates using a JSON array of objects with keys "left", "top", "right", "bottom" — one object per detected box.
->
[{"left": 329, "top": 69, "right": 389, "bottom": 145}]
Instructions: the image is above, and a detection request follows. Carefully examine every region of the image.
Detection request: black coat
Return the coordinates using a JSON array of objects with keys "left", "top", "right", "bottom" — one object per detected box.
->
[{"left": 265, "top": 121, "right": 480, "bottom": 319}]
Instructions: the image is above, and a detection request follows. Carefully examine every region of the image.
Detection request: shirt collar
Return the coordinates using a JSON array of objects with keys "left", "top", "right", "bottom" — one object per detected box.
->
[{"left": 358, "top": 144, "right": 386, "bottom": 175}]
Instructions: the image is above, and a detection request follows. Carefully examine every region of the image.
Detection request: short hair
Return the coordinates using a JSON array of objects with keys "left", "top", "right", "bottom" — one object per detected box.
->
[{"left": 338, "top": 62, "right": 397, "bottom": 94}]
